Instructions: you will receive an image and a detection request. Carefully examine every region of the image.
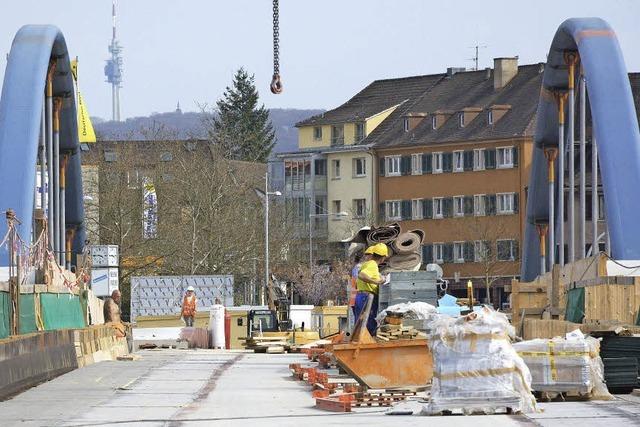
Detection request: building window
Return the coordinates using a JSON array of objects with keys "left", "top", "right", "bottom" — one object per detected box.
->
[
  {"left": 453, "top": 196, "right": 464, "bottom": 217},
  {"left": 488, "top": 110, "right": 493, "bottom": 125},
  {"left": 313, "top": 126, "right": 322, "bottom": 140},
  {"left": 474, "top": 240, "right": 488, "bottom": 262},
  {"left": 458, "top": 112, "right": 465, "bottom": 128},
  {"left": 598, "top": 194, "right": 605, "bottom": 220},
  {"left": 314, "top": 159, "right": 327, "bottom": 175},
  {"left": 386, "top": 156, "right": 401, "bottom": 176},
  {"left": 353, "top": 157, "right": 366, "bottom": 177},
  {"left": 126, "top": 170, "right": 140, "bottom": 189},
  {"left": 331, "top": 125, "right": 344, "bottom": 146},
  {"left": 160, "top": 151, "right": 173, "bottom": 162},
  {"left": 474, "top": 194, "right": 486, "bottom": 216},
  {"left": 411, "top": 153, "right": 423, "bottom": 175},
  {"left": 453, "top": 242, "right": 465, "bottom": 263},
  {"left": 497, "top": 239, "right": 517, "bottom": 261},
  {"left": 433, "top": 243, "right": 444, "bottom": 264},
  {"left": 332, "top": 200, "right": 342, "bottom": 215},
  {"left": 432, "top": 152, "right": 443, "bottom": 174},
  {"left": 403, "top": 118, "right": 409, "bottom": 132},
  {"left": 355, "top": 123, "right": 365, "bottom": 142},
  {"left": 473, "top": 149, "right": 485, "bottom": 171},
  {"left": 453, "top": 151, "right": 464, "bottom": 172},
  {"left": 104, "top": 151, "right": 117, "bottom": 162},
  {"left": 497, "top": 147, "right": 514, "bottom": 168},
  {"left": 433, "top": 197, "right": 444, "bottom": 219},
  {"left": 386, "top": 200, "right": 401, "bottom": 221},
  {"left": 431, "top": 116, "right": 437, "bottom": 130},
  {"left": 497, "top": 193, "right": 515, "bottom": 214},
  {"left": 331, "top": 159, "right": 341, "bottom": 179},
  {"left": 353, "top": 199, "right": 366, "bottom": 218},
  {"left": 412, "top": 199, "right": 424, "bottom": 220}
]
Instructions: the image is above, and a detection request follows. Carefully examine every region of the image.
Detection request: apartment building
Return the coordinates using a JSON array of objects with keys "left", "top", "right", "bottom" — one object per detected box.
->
[{"left": 370, "top": 58, "right": 543, "bottom": 304}]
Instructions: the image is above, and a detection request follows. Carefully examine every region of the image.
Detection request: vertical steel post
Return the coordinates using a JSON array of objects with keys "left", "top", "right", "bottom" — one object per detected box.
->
[
  {"left": 39, "top": 99, "right": 46, "bottom": 213},
  {"left": 556, "top": 93, "right": 567, "bottom": 266},
  {"left": 566, "top": 54, "right": 577, "bottom": 263},
  {"left": 536, "top": 224, "right": 548, "bottom": 275},
  {"left": 592, "top": 137, "right": 599, "bottom": 254},
  {"left": 579, "top": 74, "right": 587, "bottom": 258},
  {"left": 264, "top": 172, "right": 269, "bottom": 306},
  {"left": 46, "top": 62, "right": 55, "bottom": 249},
  {"left": 53, "top": 98, "right": 62, "bottom": 264},
  {"left": 60, "top": 155, "right": 67, "bottom": 267},
  {"left": 544, "top": 148, "right": 558, "bottom": 268}
]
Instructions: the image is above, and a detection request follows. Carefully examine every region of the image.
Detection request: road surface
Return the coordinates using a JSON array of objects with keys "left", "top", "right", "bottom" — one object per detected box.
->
[{"left": 0, "top": 349, "right": 639, "bottom": 426}]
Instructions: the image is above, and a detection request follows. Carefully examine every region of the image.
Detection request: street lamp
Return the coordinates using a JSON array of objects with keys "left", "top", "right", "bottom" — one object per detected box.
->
[
  {"left": 309, "top": 211, "right": 349, "bottom": 272},
  {"left": 264, "top": 172, "right": 282, "bottom": 306}
]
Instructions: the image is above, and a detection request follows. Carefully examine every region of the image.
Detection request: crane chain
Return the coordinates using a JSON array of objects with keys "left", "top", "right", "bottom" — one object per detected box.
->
[{"left": 270, "top": 0, "right": 283, "bottom": 94}]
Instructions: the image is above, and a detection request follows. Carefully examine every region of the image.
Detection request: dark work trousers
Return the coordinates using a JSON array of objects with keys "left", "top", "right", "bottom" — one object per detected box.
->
[{"left": 353, "top": 292, "right": 378, "bottom": 336}]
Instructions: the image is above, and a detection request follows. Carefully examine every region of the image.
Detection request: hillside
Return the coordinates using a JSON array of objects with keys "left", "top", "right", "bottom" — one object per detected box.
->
[{"left": 93, "top": 108, "right": 324, "bottom": 154}]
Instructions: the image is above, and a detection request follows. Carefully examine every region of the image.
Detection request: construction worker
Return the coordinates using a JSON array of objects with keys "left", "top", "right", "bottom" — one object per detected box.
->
[
  {"left": 103, "top": 290, "right": 126, "bottom": 338},
  {"left": 354, "top": 243, "right": 389, "bottom": 335},
  {"left": 181, "top": 286, "right": 197, "bottom": 327}
]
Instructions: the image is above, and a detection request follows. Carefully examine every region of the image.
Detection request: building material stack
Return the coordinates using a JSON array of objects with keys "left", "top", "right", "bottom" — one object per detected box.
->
[
  {"left": 424, "top": 308, "right": 537, "bottom": 415},
  {"left": 600, "top": 334, "right": 640, "bottom": 392},
  {"left": 347, "top": 224, "right": 424, "bottom": 271}
]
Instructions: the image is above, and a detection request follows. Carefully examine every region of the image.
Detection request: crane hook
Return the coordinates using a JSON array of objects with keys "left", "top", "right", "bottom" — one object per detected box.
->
[{"left": 270, "top": 73, "right": 283, "bottom": 94}]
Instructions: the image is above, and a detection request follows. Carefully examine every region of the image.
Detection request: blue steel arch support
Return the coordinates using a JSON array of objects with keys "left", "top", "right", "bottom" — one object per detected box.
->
[
  {"left": 0, "top": 25, "right": 85, "bottom": 267},
  {"left": 522, "top": 18, "right": 640, "bottom": 281}
]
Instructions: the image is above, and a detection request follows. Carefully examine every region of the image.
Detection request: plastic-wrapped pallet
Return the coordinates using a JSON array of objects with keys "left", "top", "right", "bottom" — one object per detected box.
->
[
  {"left": 423, "top": 307, "right": 537, "bottom": 415},
  {"left": 513, "top": 331, "right": 612, "bottom": 399}
]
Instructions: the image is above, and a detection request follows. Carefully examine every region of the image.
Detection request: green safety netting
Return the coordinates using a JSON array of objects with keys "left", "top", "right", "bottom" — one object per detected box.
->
[
  {"left": 0, "top": 292, "right": 9, "bottom": 339},
  {"left": 565, "top": 287, "right": 585, "bottom": 323},
  {"left": 18, "top": 293, "right": 37, "bottom": 334},
  {"left": 40, "top": 293, "right": 86, "bottom": 330}
]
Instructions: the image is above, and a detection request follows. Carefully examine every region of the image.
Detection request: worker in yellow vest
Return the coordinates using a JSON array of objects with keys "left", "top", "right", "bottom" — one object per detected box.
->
[{"left": 354, "top": 243, "right": 389, "bottom": 335}]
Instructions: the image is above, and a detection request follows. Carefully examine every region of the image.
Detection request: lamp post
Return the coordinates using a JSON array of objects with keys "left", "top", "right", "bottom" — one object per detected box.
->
[
  {"left": 264, "top": 172, "right": 281, "bottom": 306},
  {"left": 308, "top": 211, "right": 348, "bottom": 272}
]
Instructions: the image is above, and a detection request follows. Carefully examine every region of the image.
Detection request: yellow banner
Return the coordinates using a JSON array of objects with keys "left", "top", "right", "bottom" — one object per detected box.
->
[{"left": 70, "top": 59, "right": 96, "bottom": 143}]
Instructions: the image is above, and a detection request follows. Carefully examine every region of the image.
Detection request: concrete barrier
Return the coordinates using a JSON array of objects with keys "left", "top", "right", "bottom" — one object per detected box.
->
[{"left": 0, "top": 325, "right": 130, "bottom": 400}]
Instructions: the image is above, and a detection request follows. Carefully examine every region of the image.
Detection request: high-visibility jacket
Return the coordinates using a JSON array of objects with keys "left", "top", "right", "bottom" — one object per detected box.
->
[
  {"left": 349, "top": 264, "right": 360, "bottom": 306},
  {"left": 181, "top": 295, "right": 197, "bottom": 317}
]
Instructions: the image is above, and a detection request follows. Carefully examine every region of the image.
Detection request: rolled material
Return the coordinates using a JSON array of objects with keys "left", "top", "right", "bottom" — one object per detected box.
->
[
  {"left": 392, "top": 232, "right": 422, "bottom": 254},
  {"left": 367, "top": 223, "right": 401, "bottom": 245},
  {"left": 209, "top": 305, "right": 226, "bottom": 349},
  {"left": 387, "top": 252, "right": 422, "bottom": 270}
]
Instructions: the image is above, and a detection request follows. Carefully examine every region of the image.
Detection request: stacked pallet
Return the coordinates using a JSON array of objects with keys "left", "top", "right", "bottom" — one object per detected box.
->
[
  {"left": 376, "top": 324, "right": 424, "bottom": 341},
  {"left": 243, "top": 336, "right": 288, "bottom": 353}
]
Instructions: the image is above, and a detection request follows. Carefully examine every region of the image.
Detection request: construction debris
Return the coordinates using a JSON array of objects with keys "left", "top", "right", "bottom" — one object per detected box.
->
[{"left": 376, "top": 323, "right": 425, "bottom": 341}]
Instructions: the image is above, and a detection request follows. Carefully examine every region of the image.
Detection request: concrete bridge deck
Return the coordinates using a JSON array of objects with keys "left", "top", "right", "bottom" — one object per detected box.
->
[{"left": 0, "top": 349, "right": 638, "bottom": 426}]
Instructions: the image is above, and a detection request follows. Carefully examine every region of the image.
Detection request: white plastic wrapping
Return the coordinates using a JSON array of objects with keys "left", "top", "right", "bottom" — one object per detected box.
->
[
  {"left": 423, "top": 307, "right": 537, "bottom": 415},
  {"left": 209, "top": 305, "right": 226, "bottom": 349},
  {"left": 375, "top": 301, "right": 437, "bottom": 326},
  {"left": 513, "top": 331, "right": 612, "bottom": 399}
]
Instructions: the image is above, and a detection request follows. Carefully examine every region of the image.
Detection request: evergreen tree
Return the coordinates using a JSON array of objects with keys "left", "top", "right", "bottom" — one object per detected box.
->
[{"left": 210, "top": 68, "right": 275, "bottom": 162}]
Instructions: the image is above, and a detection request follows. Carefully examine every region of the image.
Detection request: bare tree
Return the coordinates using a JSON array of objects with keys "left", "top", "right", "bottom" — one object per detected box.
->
[{"left": 276, "top": 260, "right": 349, "bottom": 306}]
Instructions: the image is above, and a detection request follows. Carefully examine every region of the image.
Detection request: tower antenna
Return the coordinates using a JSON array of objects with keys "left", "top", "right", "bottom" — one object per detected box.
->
[{"left": 104, "top": 0, "right": 123, "bottom": 121}]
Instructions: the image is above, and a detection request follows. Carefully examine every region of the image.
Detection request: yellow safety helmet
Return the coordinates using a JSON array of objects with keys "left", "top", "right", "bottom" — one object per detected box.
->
[
  {"left": 371, "top": 243, "right": 389, "bottom": 257},
  {"left": 364, "top": 245, "right": 375, "bottom": 255}
]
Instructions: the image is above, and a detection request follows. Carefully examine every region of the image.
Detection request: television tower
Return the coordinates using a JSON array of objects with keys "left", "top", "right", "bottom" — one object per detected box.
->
[{"left": 104, "top": 0, "right": 123, "bottom": 121}]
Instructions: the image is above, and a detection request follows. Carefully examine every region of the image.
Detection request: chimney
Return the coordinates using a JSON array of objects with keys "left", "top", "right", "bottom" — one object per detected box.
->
[
  {"left": 493, "top": 57, "right": 518, "bottom": 90},
  {"left": 485, "top": 67, "right": 491, "bottom": 80},
  {"left": 446, "top": 67, "right": 466, "bottom": 78}
]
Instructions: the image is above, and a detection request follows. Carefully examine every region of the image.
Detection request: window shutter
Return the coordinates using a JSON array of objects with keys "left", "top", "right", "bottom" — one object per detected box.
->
[
  {"left": 401, "top": 200, "right": 412, "bottom": 220},
  {"left": 379, "top": 202, "right": 386, "bottom": 222},
  {"left": 424, "top": 199, "right": 433, "bottom": 219},
  {"left": 485, "top": 149, "right": 496, "bottom": 169},
  {"left": 513, "top": 147, "right": 519, "bottom": 167},
  {"left": 424, "top": 153, "right": 433, "bottom": 173},
  {"left": 514, "top": 240, "right": 520, "bottom": 261},
  {"left": 444, "top": 243, "right": 454, "bottom": 263},
  {"left": 514, "top": 193, "right": 519, "bottom": 213},
  {"left": 443, "top": 152, "right": 453, "bottom": 172},
  {"left": 443, "top": 197, "right": 453, "bottom": 218},
  {"left": 464, "top": 241, "right": 474, "bottom": 262},
  {"left": 487, "top": 194, "right": 497, "bottom": 215},
  {"left": 464, "top": 196, "right": 474, "bottom": 215},
  {"left": 497, "top": 240, "right": 508, "bottom": 261},
  {"left": 464, "top": 151, "right": 473, "bottom": 171},
  {"left": 379, "top": 157, "right": 386, "bottom": 176},
  {"left": 422, "top": 244, "right": 433, "bottom": 264},
  {"left": 400, "top": 156, "right": 410, "bottom": 176}
]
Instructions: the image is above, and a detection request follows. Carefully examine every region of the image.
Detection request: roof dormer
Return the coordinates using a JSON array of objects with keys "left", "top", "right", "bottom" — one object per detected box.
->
[
  {"left": 403, "top": 112, "right": 428, "bottom": 132},
  {"left": 430, "top": 110, "right": 454, "bottom": 130},
  {"left": 457, "top": 107, "right": 483, "bottom": 128},
  {"left": 487, "top": 104, "right": 512, "bottom": 125}
]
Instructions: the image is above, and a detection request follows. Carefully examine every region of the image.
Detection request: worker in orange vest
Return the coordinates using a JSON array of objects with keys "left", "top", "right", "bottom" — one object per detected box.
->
[{"left": 181, "top": 286, "right": 197, "bottom": 327}]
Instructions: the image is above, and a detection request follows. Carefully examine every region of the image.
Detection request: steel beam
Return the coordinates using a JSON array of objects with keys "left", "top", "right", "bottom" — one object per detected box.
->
[
  {"left": 566, "top": 54, "right": 577, "bottom": 263},
  {"left": 579, "top": 75, "right": 587, "bottom": 258}
]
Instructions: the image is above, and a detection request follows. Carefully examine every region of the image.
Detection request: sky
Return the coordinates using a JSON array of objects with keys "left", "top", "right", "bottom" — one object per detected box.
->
[{"left": 1, "top": 0, "right": 640, "bottom": 120}]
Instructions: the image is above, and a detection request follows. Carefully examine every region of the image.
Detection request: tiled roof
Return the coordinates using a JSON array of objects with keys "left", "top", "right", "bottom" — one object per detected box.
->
[
  {"left": 367, "top": 64, "right": 545, "bottom": 149},
  {"left": 295, "top": 74, "right": 444, "bottom": 127}
]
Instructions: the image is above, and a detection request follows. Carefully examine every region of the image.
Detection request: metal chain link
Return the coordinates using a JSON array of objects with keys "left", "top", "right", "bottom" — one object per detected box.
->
[{"left": 270, "top": 0, "right": 283, "bottom": 94}]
